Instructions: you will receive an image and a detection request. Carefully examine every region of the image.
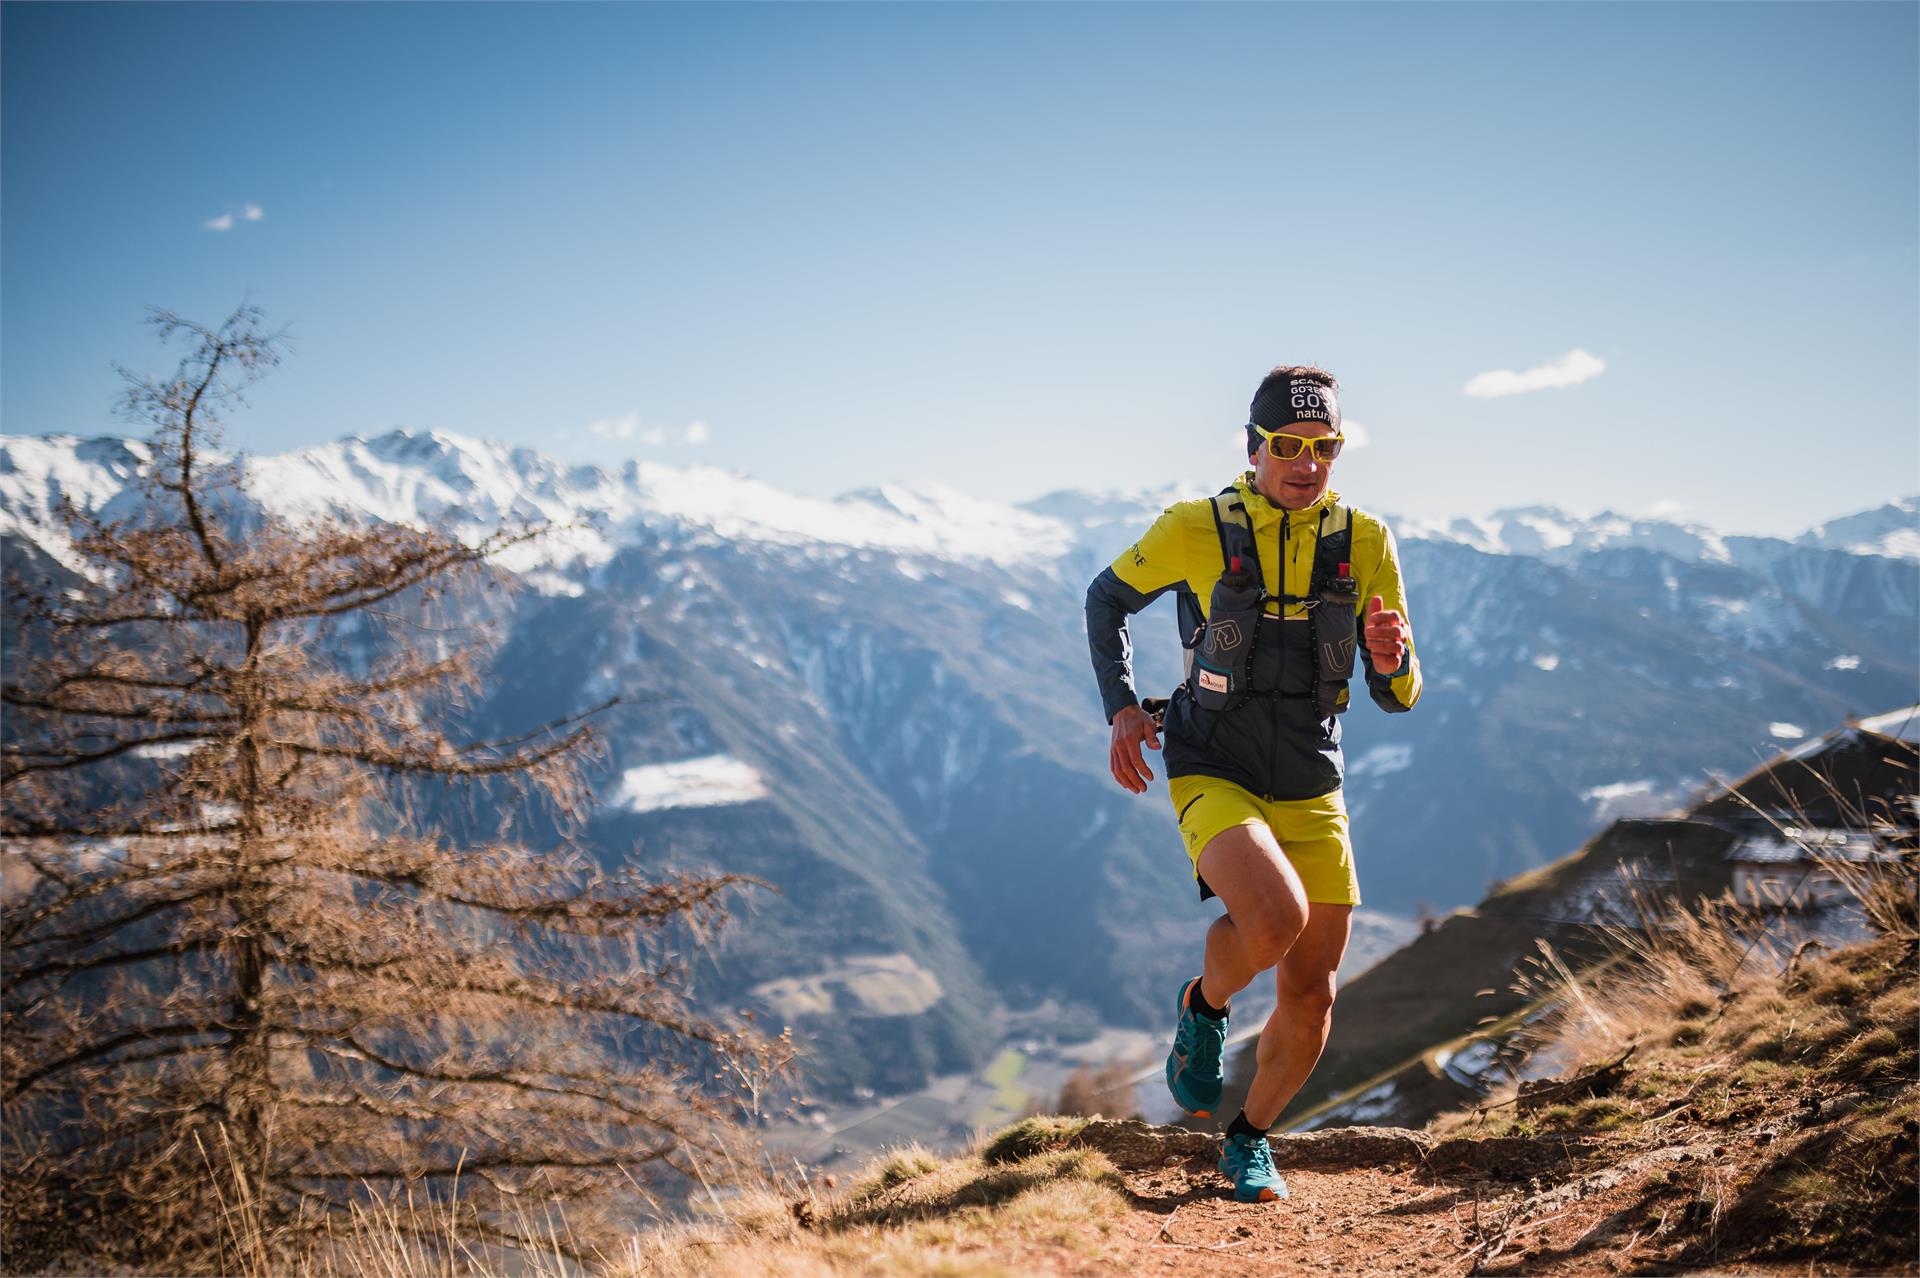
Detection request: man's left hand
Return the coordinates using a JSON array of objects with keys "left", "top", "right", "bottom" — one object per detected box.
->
[{"left": 1363, "top": 595, "right": 1407, "bottom": 675}]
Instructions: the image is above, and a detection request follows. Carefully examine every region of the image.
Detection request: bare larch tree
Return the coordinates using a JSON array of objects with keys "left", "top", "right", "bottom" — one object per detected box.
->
[{"left": 1, "top": 307, "right": 782, "bottom": 1273}]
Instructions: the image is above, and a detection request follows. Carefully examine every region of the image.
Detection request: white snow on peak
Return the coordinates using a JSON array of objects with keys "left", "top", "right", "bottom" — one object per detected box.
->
[
  {"left": 610, "top": 754, "right": 768, "bottom": 813},
  {"left": 4, "top": 430, "right": 1078, "bottom": 579},
  {"left": 1797, "top": 497, "right": 1919, "bottom": 560},
  {"left": 0, "top": 434, "right": 156, "bottom": 571},
  {"left": 682, "top": 477, "right": 1065, "bottom": 567},
  {"left": 252, "top": 430, "right": 568, "bottom": 530},
  {"left": 4, "top": 432, "right": 1909, "bottom": 586},
  {"left": 249, "top": 430, "right": 628, "bottom": 576},
  {"left": 1017, "top": 484, "right": 1190, "bottom": 532},
  {"left": 259, "top": 436, "right": 1080, "bottom": 570},
  {"left": 1395, "top": 505, "right": 1733, "bottom": 563}
]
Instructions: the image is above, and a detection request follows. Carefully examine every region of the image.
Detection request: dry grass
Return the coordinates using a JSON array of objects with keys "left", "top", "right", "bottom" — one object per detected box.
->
[
  {"left": 182, "top": 1123, "right": 1127, "bottom": 1278},
  {"left": 1511, "top": 889, "right": 1783, "bottom": 1076},
  {"left": 1432, "top": 797, "right": 1917, "bottom": 1270},
  {"left": 609, "top": 1134, "right": 1126, "bottom": 1278}
]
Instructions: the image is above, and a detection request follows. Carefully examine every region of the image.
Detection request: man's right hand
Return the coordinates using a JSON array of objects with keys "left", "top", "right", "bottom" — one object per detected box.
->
[{"left": 1109, "top": 704, "right": 1162, "bottom": 795}]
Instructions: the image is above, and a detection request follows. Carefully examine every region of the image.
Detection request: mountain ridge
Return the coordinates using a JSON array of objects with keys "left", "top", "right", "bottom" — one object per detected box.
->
[
  {"left": 7, "top": 428, "right": 1914, "bottom": 576},
  {"left": 5, "top": 428, "right": 1915, "bottom": 1099}
]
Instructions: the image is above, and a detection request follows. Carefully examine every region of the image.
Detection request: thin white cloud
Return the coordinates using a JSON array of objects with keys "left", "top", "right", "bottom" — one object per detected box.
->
[
  {"left": 202, "top": 212, "right": 235, "bottom": 232},
  {"left": 587, "top": 411, "right": 639, "bottom": 440},
  {"left": 587, "top": 414, "right": 709, "bottom": 446},
  {"left": 242, "top": 202, "right": 265, "bottom": 222},
  {"left": 1463, "top": 349, "right": 1606, "bottom": 399},
  {"left": 1643, "top": 498, "right": 1687, "bottom": 520}
]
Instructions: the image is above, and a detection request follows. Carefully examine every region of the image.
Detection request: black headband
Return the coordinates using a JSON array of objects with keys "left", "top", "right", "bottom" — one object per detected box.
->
[{"left": 1249, "top": 377, "right": 1341, "bottom": 433}]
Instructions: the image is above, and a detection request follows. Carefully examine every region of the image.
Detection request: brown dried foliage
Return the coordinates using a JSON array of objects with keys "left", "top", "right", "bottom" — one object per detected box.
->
[{"left": 1, "top": 308, "right": 787, "bottom": 1273}]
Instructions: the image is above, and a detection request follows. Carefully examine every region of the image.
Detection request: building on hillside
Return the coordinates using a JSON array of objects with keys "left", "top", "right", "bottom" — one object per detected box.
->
[
  {"left": 1705, "top": 703, "right": 1917, "bottom": 912},
  {"left": 1725, "top": 826, "right": 1905, "bottom": 910}
]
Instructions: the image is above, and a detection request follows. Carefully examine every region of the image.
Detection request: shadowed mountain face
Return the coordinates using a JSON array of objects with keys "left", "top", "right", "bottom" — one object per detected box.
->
[{"left": 4, "top": 430, "right": 1915, "bottom": 1096}]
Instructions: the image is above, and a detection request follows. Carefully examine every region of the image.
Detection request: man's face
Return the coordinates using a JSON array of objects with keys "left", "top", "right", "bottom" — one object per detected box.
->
[{"left": 1251, "top": 419, "right": 1338, "bottom": 510}]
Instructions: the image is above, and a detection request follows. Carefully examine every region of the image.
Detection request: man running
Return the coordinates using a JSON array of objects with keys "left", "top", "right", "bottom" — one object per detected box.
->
[{"left": 1084, "top": 365, "right": 1422, "bottom": 1203}]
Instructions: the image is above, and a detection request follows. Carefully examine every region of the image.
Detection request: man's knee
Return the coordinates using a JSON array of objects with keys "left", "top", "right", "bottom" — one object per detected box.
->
[
  {"left": 1199, "top": 828, "right": 1309, "bottom": 966},
  {"left": 1278, "top": 968, "right": 1337, "bottom": 1022},
  {"left": 1224, "top": 892, "right": 1306, "bottom": 969}
]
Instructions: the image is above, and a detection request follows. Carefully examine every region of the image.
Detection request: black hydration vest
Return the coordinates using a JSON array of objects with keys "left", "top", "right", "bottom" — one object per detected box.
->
[{"left": 1178, "top": 490, "right": 1360, "bottom": 718}]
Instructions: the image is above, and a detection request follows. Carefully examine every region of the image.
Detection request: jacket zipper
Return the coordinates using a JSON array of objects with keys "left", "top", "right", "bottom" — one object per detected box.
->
[{"left": 1268, "top": 512, "right": 1286, "bottom": 801}]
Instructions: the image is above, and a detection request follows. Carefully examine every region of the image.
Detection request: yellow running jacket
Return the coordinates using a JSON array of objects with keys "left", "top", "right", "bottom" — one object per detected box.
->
[{"left": 1085, "top": 475, "right": 1422, "bottom": 801}]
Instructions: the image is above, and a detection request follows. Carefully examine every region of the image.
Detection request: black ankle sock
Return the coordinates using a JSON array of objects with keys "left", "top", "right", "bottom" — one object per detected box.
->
[
  {"left": 1188, "top": 981, "right": 1228, "bottom": 1022},
  {"left": 1226, "top": 1111, "right": 1268, "bottom": 1142}
]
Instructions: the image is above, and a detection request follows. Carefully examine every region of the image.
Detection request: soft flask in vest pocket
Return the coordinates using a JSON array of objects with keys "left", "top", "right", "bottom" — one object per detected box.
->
[
  {"left": 1187, "top": 555, "right": 1263, "bottom": 713},
  {"left": 1312, "top": 563, "right": 1361, "bottom": 717}
]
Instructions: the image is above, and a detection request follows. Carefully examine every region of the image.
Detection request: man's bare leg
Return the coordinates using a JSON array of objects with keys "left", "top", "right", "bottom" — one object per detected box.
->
[
  {"left": 1243, "top": 902, "right": 1353, "bottom": 1128},
  {"left": 1193, "top": 826, "right": 1310, "bottom": 1010}
]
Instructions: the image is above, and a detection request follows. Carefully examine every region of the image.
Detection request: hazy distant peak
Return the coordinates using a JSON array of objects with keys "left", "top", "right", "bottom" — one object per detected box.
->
[
  {"left": 1796, "top": 496, "right": 1919, "bottom": 560},
  {"left": 1396, "top": 507, "right": 1737, "bottom": 564}
]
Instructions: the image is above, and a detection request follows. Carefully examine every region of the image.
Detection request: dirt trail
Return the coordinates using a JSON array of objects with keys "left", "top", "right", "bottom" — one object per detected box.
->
[{"left": 1048, "top": 1120, "right": 1844, "bottom": 1277}]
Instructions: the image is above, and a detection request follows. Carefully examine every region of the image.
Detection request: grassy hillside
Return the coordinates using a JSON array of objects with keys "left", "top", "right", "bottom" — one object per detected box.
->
[{"left": 86, "top": 896, "right": 1912, "bottom": 1276}]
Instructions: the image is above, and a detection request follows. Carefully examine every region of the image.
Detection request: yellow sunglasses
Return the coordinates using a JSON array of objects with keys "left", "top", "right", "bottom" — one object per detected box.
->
[{"left": 1250, "top": 424, "right": 1345, "bottom": 462}]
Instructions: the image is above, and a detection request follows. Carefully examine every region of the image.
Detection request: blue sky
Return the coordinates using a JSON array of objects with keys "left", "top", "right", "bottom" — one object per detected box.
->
[{"left": 3, "top": 2, "right": 1914, "bottom": 536}]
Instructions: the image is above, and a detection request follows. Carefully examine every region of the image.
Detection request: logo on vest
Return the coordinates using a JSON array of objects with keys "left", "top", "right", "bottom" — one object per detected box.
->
[
  {"left": 1322, "top": 635, "right": 1356, "bottom": 673},
  {"left": 1203, "top": 621, "right": 1243, "bottom": 656},
  {"left": 1197, "top": 669, "right": 1229, "bottom": 694}
]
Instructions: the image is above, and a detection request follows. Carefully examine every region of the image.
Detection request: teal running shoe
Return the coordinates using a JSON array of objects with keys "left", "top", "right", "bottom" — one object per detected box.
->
[
  {"left": 1164, "top": 976, "right": 1227, "bottom": 1117},
  {"left": 1219, "top": 1130, "right": 1289, "bottom": 1203}
]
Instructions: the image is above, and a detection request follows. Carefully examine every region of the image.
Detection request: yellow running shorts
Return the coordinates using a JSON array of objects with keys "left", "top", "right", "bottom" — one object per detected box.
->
[{"left": 1167, "top": 774, "right": 1359, "bottom": 906}]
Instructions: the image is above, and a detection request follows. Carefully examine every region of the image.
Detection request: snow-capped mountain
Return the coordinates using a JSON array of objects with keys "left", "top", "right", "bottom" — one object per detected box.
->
[
  {"left": 1796, "top": 497, "right": 1920, "bottom": 560},
  {"left": 5, "top": 428, "right": 1916, "bottom": 1097}
]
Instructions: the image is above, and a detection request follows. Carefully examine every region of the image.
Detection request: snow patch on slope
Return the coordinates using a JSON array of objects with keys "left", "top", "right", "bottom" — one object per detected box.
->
[
  {"left": 1581, "top": 779, "right": 1685, "bottom": 822},
  {"left": 610, "top": 754, "right": 768, "bottom": 812},
  {"left": 1348, "top": 743, "right": 1414, "bottom": 779}
]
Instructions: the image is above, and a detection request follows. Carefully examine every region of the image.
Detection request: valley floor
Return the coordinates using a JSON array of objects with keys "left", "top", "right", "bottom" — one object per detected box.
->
[{"left": 762, "top": 909, "right": 1417, "bottom": 1172}]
